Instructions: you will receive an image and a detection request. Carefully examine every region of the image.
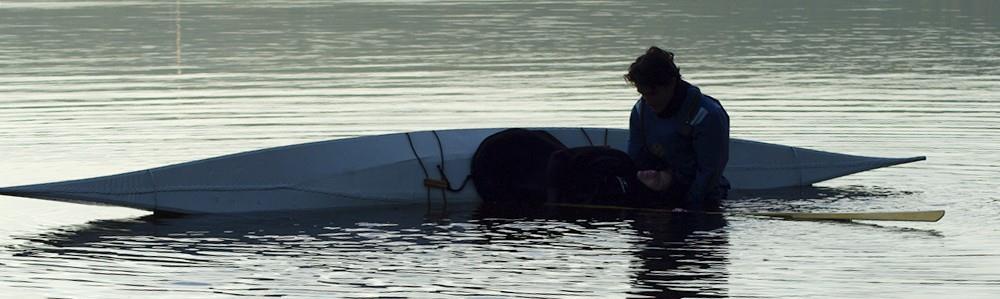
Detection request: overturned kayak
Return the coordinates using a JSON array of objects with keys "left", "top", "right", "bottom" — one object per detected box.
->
[{"left": 0, "top": 128, "right": 924, "bottom": 214}]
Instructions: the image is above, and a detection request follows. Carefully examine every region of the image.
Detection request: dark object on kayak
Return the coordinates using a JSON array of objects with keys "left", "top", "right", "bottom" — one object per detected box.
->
[
  {"left": 546, "top": 146, "right": 649, "bottom": 205},
  {"left": 470, "top": 128, "right": 566, "bottom": 203},
  {"left": 472, "top": 131, "right": 656, "bottom": 207}
]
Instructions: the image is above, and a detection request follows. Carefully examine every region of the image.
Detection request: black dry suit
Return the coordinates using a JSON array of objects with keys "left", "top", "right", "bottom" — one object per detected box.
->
[{"left": 629, "top": 80, "right": 731, "bottom": 211}]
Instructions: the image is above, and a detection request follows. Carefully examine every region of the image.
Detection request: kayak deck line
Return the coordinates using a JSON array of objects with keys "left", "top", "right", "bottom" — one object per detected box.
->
[
  {"left": 0, "top": 184, "right": 401, "bottom": 201},
  {"left": 728, "top": 156, "right": 926, "bottom": 169},
  {"left": 0, "top": 127, "right": 928, "bottom": 214}
]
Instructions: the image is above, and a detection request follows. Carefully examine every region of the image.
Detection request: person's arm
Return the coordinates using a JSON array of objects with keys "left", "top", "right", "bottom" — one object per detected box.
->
[
  {"left": 630, "top": 101, "right": 678, "bottom": 198},
  {"left": 683, "top": 107, "right": 729, "bottom": 209},
  {"left": 627, "top": 101, "right": 647, "bottom": 165}
]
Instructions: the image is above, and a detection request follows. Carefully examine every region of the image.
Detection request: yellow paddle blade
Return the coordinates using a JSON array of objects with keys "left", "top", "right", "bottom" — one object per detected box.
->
[
  {"left": 545, "top": 203, "right": 946, "bottom": 222},
  {"left": 747, "top": 210, "right": 945, "bottom": 222}
]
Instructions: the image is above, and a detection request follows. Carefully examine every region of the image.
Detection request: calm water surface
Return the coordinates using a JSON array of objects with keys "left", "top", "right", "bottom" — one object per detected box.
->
[{"left": 1, "top": 1, "right": 998, "bottom": 298}]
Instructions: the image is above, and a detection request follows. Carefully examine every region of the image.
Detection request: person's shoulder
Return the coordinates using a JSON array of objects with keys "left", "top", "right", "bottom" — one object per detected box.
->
[
  {"left": 692, "top": 95, "right": 726, "bottom": 127},
  {"left": 631, "top": 97, "right": 646, "bottom": 112},
  {"left": 701, "top": 95, "right": 724, "bottom": 112}
]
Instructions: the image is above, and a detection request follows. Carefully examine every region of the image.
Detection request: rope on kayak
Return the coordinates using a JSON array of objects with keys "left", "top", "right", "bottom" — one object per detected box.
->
[
  {"left": 405, "top": 132, "right": 433, "bottom": 204},
  {"left": 579, "top": 128, "right": 594, "bottom": 146},
  {"left": 430, "top": 130, "right": 447, "bottom": 206},
  {"left": 603, "top": 128, "right": 609, "bottom": 146},
  {"left": 431, "top": 130, "right": 472, "bottom": 193},
  {"left": 406, "top": 131, "right": 472, "bottom": 208},
  {"left": 580, "top": 128, "right": 611, "bottom": 147}
]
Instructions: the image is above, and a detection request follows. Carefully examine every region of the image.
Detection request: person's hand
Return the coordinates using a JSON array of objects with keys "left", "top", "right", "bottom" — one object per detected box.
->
[{"left": 637, "top": 170, "right": 672, "bottom": 191}]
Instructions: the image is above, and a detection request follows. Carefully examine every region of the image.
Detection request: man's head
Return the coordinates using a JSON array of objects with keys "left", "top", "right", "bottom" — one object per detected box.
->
[{"left": 624, "top": 47, "right": 681, "bottom": 113}]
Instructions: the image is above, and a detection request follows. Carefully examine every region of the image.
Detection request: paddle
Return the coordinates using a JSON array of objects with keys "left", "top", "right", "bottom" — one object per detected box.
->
[{"left": 546, "top": 203, "right": 945, "bottom": 222}]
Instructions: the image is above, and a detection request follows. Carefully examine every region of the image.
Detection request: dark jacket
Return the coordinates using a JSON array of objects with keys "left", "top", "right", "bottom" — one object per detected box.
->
[{"left": 628, "top": 81, "right": 730, "bottom": 210}]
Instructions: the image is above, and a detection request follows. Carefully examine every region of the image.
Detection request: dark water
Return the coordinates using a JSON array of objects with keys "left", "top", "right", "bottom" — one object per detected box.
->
[{"left": 1, "top": 1, "right": 998, "bottom": 298}]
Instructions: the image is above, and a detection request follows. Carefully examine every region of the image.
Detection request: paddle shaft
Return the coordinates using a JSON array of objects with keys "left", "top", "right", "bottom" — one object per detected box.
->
[{"left": 547, "top": 203, "right": 945, "bottom": 222}]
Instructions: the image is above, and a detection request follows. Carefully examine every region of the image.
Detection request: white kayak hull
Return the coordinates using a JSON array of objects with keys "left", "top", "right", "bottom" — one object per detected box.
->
[{"left": 0, "top": 128, "right": 924, "bottom": 214}]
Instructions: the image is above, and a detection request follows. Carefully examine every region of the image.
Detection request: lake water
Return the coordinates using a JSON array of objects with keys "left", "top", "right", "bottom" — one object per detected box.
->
[{"left": 1, "top": 0, "right": 998, "bottom": 298}]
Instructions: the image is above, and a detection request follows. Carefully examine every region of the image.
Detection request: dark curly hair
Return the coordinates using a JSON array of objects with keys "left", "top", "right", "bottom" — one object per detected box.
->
[{"left": 624, "top": 46, "right": 681, "bottom": 89}]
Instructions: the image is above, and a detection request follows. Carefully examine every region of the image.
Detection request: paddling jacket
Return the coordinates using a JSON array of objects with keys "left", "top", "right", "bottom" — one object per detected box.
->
[{"left": 628, "top": 81, "right": 730, "bottom": 210}]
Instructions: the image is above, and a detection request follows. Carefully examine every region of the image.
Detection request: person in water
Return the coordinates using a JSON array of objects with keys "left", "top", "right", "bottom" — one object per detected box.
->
[{"left": 626, "top": 46, "right": 730, "bottom": 211}]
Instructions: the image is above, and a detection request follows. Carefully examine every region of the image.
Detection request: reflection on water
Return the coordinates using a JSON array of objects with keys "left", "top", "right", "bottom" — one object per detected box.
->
[
  {"left": 7, "top": 203, "right": 728, "bottom": 298},
  {"left": 730, "top": 185, "right": 919, "bottom": 210},
  {"left": 629, "top": 213, "right": 728, "bottom": 298},
  {"left": 476, "top": 203, "right": 730, "bottom": 298}
]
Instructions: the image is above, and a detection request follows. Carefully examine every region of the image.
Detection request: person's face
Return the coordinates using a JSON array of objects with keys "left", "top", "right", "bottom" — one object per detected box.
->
[{"left": 638, "top": 80, "right": 677, "bottom": 113}]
